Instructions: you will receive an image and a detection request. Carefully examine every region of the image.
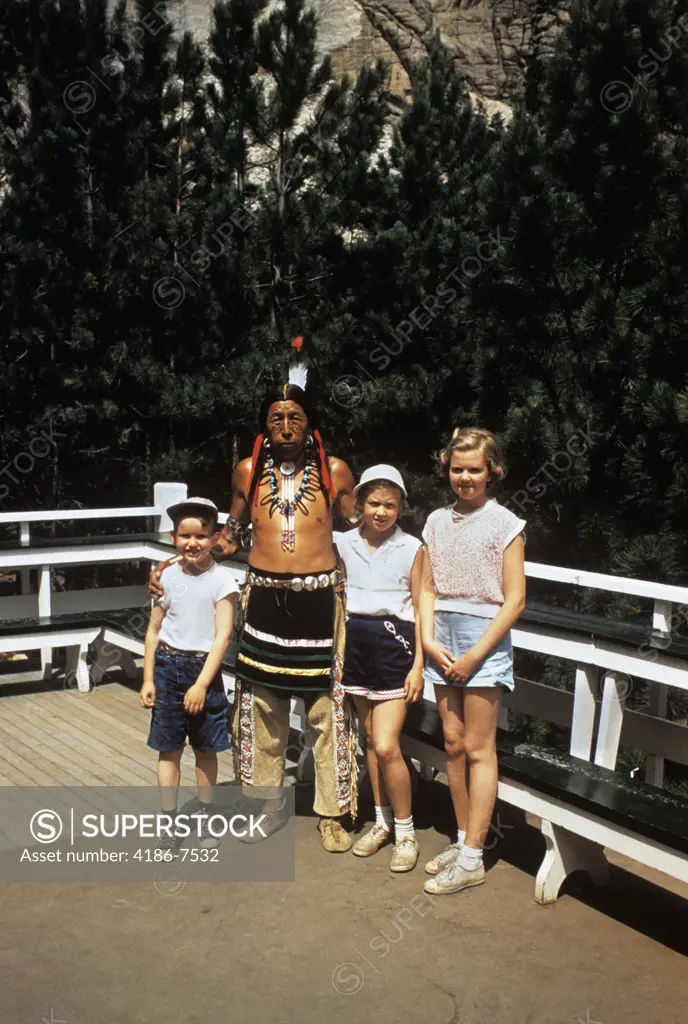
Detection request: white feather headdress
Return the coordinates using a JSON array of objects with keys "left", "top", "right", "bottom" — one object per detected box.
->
[{"left": 288, "top": 336, "right": 308, "bottom": 391}]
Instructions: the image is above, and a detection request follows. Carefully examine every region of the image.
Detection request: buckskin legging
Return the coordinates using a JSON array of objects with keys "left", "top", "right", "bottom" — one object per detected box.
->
[{"left": 232, "top": 566, "right": 358, "bottom": 818}]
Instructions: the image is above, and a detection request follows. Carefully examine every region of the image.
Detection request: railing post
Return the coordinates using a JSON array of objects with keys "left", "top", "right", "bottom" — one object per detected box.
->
[
  {"left": 594, "top": 671, "right": 626, "bottom": 770},
  {"left": 570, "top": 664, "right": 598, "bottom": 760},
  {"left": 19, "top": 521, "right": 31, "bottom": 595},
  {"left": 153, "top": 482, "right": 187, "bottom": 542},
  {"left": 38, "top": 564, "right": 52, "bottom": 677},
  {"left": 646, "top": 600, "right": 672, "bottom": 787}
]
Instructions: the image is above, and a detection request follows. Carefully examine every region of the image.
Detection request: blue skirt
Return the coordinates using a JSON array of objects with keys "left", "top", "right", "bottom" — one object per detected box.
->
[{"left": 423, "top": 611, "right": 515, "bottom": 692}]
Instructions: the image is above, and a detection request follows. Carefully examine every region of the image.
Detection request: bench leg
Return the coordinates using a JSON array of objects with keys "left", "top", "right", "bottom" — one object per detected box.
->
[
  {"left": 535, "top": 820, "right": 610, "bottom": 905},
  {"left": 91, "top": 635, "right": 137, "bottom": 683},
  {"left": 64, "top": 644, "right": 91, "bottom": 694}
]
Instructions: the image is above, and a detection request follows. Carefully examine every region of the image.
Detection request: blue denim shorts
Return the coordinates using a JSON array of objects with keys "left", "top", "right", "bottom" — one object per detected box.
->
[
  {"left": 423, "top": 611, "right": 515, "bottom": 692},
  {"left": 147, "top": 649, "right": 230, "bottom": 753}
]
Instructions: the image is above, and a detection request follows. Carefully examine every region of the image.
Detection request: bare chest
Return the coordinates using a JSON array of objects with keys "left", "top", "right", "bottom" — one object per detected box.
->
[{"left": 250, "top": 472, "right": 332, "bottom": 536}]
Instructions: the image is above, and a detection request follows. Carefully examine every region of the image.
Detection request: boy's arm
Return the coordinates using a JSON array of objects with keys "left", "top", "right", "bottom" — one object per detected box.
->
[
  {"left": 140, "top": 604, "right": 165, "bottom": 707},
  {"left": 183, "top": 595, "right": 236, "bottom": 714},
  {"left": 211, "top": 461, "right": 252, "bottom": 562}
]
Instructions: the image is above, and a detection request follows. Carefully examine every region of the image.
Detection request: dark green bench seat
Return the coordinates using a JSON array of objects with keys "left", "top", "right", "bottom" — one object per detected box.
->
[
  {"left": 401, "top": 698, "right": 688, "bottom": 902},
  {"left": 403, "top": 701, "right": 688, "bottom": 856}
]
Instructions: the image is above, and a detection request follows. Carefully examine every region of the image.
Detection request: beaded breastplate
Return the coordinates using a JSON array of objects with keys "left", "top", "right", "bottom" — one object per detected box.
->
[{"left": 259, "top": 454, "right": 319, "bottom": 552}]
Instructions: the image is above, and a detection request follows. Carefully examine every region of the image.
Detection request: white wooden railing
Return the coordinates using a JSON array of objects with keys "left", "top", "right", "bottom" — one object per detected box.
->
[{"left": 0, "top": 483, "right": 687, "bottom": 791}]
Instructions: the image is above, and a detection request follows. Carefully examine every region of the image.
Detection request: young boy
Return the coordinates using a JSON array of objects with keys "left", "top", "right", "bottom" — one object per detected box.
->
[{"left": 140, "top": 497, "right": 239, "bottom": 848}]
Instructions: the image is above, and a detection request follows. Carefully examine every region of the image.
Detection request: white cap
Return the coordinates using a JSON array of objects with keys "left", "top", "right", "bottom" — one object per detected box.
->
[
  {"left": 353, "top": 465, "right": 407, "bottom": 498},
  {"left": 166, "top": 496, "right": 219, "bottom": 523}
]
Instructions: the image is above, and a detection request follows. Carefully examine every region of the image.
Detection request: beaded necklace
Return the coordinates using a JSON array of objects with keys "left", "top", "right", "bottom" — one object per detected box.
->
[{"left": 260, "top": 453, "right": 318, "bottom": 552}]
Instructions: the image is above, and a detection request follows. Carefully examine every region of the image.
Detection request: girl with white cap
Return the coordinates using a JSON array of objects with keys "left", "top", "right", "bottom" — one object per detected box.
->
[{"left": 334, "top": 465, "right": 424, "bottom": 872}]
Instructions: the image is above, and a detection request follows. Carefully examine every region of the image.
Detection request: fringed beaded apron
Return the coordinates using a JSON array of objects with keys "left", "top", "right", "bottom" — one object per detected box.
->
[{"left": 232, "top": 563, "right": 357, "bottom": 817}]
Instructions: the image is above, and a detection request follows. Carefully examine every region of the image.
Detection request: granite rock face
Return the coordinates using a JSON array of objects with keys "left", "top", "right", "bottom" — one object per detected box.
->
[{"left": 138, "top": 1, "right": 569, "bottom": 112}]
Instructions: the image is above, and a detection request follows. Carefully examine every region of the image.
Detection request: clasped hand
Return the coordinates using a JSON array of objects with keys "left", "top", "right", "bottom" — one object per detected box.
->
[{"left": 426, "top": 642, "right": 479, "bottom": 683}]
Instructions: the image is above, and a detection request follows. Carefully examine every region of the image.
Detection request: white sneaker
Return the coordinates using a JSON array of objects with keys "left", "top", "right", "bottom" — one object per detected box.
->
[
  {"left": 424, "top": 842, "right": 460, "bottom": 875},
  {"left": 423, "top": 860, "right": 485, "bottom": 895},
  {"left": 352, "top": 823, "right": 392, "bottom": 858},
  {"left": 390, "top": 836, "right": 420, "bottom": 873}
]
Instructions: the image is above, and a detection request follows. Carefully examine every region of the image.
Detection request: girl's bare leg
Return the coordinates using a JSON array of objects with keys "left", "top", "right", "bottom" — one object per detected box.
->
[
  {"left": 462, "top": 688, "right": 502, "bottom": 849},
  {"left": 353, "top": 696, "right": 388, "bottom": 807},
  {"left": 370, "top": 698, "right": 411, "bottom": 819},
  {"left": 436, "top": 686, "right": 468, "bottom": 832}
]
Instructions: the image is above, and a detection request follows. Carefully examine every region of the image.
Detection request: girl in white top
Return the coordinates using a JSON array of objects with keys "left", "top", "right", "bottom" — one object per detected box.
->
[
  {"left": 419, "top": 428, "right": 526, "bottom": 896},
  {"left": 334, "top": 465, "right": 424, "bottom": 873}
]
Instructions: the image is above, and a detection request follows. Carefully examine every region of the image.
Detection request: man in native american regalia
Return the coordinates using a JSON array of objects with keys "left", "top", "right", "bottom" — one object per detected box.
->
[{"left": 208, "top": 338, "right": 358, "bottom": 851}]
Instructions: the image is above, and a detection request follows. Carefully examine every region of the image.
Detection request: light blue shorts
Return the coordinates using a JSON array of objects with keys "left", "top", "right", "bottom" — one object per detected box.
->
[{"left": 423, "top": 611, "right": 515, "bottom": 692}]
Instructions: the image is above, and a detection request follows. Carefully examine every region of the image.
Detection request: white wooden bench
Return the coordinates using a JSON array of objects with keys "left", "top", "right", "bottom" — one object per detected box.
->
[
  {"left": 0, "top": 623, "right": 103, "bottom": 692},
  {"left": 401, "top": 654, "right": 688, "bottom": 903}
]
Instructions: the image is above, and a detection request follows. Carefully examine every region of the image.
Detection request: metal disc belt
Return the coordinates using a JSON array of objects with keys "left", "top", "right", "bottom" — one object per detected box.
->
[{"left": 246, "top": 569, "right": 341, "bottom": 592}]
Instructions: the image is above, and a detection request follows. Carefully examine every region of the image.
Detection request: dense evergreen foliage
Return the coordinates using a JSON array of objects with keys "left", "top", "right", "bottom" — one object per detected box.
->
[
  {"left": 1, "top": 0, "right": 687, "bottom": 788},
  {"left": 1, "top": 0, "right": 687, "bottom": 578}
]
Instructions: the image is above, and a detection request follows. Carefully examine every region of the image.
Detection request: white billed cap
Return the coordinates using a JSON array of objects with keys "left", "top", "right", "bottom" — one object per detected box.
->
[
  {"left": 353, "top": 464, "right": 407, "bottom": 498},
  {"left": 166, "top": 496, "right": 219, "bottom": 521}
]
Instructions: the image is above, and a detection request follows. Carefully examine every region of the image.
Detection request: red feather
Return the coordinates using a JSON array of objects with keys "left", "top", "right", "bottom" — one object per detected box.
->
[
  {"left": 249, "top": 433, "right": 265, "bottom": 506},
  {"left": 313, "top": 429, "right": 336, "bottom": 500},
  {"left": 291, "top": 335, "right": 304, "bottom": 351}
]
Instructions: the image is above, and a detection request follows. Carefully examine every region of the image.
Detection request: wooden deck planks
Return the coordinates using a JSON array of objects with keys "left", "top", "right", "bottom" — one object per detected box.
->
[
  {"left": 0, "top": 682, "right": 235, "bottom": 787},
  {"left": 3, "top": 696, "right": 151, "bottom": 786}
]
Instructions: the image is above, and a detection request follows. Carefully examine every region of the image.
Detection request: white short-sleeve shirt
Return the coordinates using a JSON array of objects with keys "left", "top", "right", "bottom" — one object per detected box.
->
[
  {"left": 157, "top": 562, "right": 240, "bottom": 652},
  {"left": 334, "top": 526, "right": 421, "bottom": 622}
]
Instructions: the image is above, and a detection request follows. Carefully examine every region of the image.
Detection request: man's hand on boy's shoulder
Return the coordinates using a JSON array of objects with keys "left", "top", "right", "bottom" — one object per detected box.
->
[{"left": 148, "top": 557, "right": 179, "bottom": 599}]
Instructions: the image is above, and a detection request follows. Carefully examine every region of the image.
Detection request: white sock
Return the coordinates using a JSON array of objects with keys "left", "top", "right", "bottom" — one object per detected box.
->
[
  {"left": 393, "top": 815, "right": 415, "bottom": 841},
  {"left": 457, "top": 829, "right": 466, "bottom": 848},
  {"left": 375, "top": 805, "right": 393, "bottom": 831},
  {"left": 458, "top": 844, "right": 483, "bottom": 871}
]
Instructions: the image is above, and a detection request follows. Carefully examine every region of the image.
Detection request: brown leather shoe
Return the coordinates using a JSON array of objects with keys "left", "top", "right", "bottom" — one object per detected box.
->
[{"left": 318, "top": 817, "right": 352, "bottom": 853}]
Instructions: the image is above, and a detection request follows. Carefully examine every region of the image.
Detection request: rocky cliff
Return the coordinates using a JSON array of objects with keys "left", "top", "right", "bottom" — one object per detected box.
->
[{"left": 161, "top": 1, "right": 569, "bottom": 116}]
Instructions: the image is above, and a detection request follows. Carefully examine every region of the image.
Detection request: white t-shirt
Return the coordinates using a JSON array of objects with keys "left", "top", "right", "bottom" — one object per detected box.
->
[
  {"left": 334, "top": 526, "right": 421, "bottom": 622},
  {"left": 157, "top": 562, "right": 240, "bottom": 652}
]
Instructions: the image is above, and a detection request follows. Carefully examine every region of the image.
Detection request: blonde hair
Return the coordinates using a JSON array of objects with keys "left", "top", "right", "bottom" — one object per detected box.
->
[{"left": 438, "top": 427, "right": 507, "bottom": 482}]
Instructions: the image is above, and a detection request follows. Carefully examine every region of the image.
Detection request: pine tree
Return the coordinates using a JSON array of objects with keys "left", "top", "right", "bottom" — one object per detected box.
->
[
  {"left": 0, "top": 0, "right": 132, "bottom": 511},
  {"left": 210, "top": 0, "right": 392, "bottom": 461},
  {"left": 329, "top": 38, "right": 501, "bottom": 518},
  {"left": 473, "top": 0, "right": 688, "bottom": 590}
]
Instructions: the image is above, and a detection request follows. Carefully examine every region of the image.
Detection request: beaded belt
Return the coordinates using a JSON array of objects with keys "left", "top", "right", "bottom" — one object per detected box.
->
[
  {"left": 158, "top": 641, "right": 207, "bottom": 658},
  {"left": 246, "top": 569, "right": 342, "bottom": 592}
]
